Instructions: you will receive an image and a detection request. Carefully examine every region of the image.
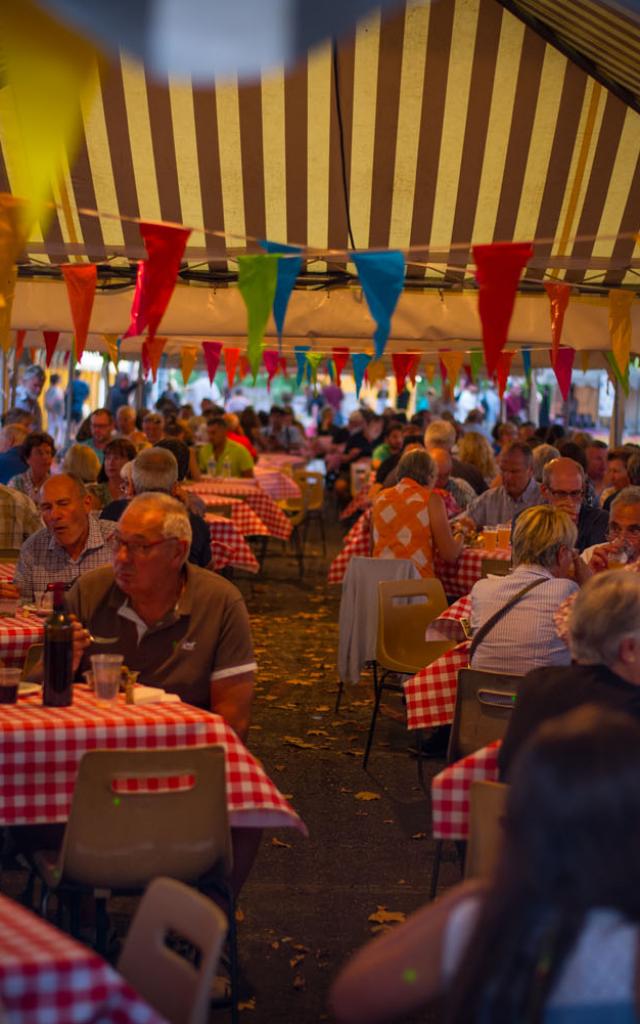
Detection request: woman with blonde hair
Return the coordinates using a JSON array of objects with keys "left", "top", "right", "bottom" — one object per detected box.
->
[
  {"left": 457, "top": 431, "right": 498, "bottom": 486},
  {"left": 469, "top": 505, "right": 591, "bottom": 674}
]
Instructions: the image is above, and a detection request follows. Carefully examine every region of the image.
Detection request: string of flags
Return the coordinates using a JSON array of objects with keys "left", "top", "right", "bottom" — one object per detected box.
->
[{"left": 0, "top": 201, "right": 636, "bottom": 398}]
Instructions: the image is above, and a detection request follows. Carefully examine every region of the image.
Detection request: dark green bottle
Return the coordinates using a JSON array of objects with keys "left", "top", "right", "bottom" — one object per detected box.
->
[{"left": 43, "top": 582, "right": 73, "bottom": 707}]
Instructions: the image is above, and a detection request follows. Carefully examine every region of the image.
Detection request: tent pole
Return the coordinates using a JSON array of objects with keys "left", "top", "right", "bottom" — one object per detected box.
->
[
  {"left": 609, "top": 379, "right": 625, "bottom": 446},
  {"left": 0, "top": 350, "right": 7, "bottom": 417}
]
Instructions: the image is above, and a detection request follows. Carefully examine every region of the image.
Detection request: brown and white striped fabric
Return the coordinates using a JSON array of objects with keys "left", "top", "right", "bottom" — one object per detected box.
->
[{"left": 1, "top": 0, "right": 639, "bottom": 288}]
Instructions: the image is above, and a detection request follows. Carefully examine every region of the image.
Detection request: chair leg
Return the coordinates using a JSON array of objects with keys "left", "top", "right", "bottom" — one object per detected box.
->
[
  {"left": 334, "top": 679, "right": 344, "bottom": 714},
  {"left": 362, "top": 665, "right": 383, "bottom": 771},
  {"left": 226, "top": 885, "right": 239, "bottom": 1024},
  {"left": 95, "top": 896, "right": 109, "bottom": 955},
  {"left": 430, "top": 840, "right": 443, "bottom": 900}
]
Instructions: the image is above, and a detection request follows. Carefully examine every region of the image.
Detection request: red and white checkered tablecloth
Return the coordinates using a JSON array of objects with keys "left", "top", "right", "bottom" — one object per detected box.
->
[
  {"left": 200, "top": 495, "right": 268, "bottom": 538},
  {"left": 256, "top": 453, "right": 306, "bottom": 472},
  {"left": 435, "top": 546, "right": 511, "bottom": 597},
  {"left": 0, "top": 893, "right": 167, "bottom": 1024},
  {"left": 0, "top": 562, "right": 16, "bottom": 582},
  {"left": 0, "top": 686, "right": 306, "bottom": 833},
  {"left": 431, "top": 741, "right": 501, "bottom": 840},
  {"left": 425, "top": 595, "right": 472, "bottom": 642},
  {"left": 254, "top": 466, "right": 301, "bottom": 501},
  {"left": 403, "top": 641, "right": 471, "bottom": 730},
  {"left": 0, "top": 611, "right": 44, "bottom": 667},
  {"left": 328, "top": 514, "right": 510, "bottom": 596},
  {"left": 207, "top": 516, "right": 260, "bottom": 573},
  {"left": 185, "top": 481, "right": 292, "bottom": 540}
]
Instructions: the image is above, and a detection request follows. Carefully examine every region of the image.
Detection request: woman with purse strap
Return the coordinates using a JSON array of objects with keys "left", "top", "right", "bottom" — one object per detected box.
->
[{"left": 469, "top": 505, "right": 592, "bottom": 675}]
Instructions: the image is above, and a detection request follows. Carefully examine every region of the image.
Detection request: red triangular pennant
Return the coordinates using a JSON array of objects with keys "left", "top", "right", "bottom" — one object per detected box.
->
[
  {"left": 473, "top": 242, "right": 533, "bottom": 376},
  {"left": 496, "top": 350, "right": 514, "bottom": 399},
  {"left": 43, "top": 331, "right": 59, "bottom": 367},
  {"left": 391, "top": 352, "right": 414, "bottom": 395},
  {"left": 552, "top": 346, "right": 575, "bottom": 401},
  {"left": 225, "top": 347, "right": 240, "bottom": 388},
  {"left": 202, "top": 341, "right": 222, "bottom": 384},
  {"left": 331, "top": 347, "right": 350, "bottom": 385},
  {"left": 61, "top": 263, "right": 97, "bottom": 364},
  {"left": 123, "top": 222, "right": 190, "bottom": 341}
]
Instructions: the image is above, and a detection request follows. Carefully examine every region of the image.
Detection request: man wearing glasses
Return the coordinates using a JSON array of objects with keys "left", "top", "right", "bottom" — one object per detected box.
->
[
  {"left": 582, "top": 487, "right": 640, "bottom": 571},
  {"left": 540, "top": 458, "right": 608, "bottom": 553},
  {"left": 67, "top": 492, "right": 256, "bottom": 740}
]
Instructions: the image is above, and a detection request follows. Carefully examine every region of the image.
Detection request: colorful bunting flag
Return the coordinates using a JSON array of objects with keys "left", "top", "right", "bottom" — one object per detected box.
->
[
  {"left": 439, "top": 350, "right": 465, "bottom": 387},
  {"left": 366, "top": 359, "right": 387, "bottom": 385},
  {"left": 61, "top": 264, "right": 97, "bottom": 364},
  {"left": 552, "top": 347, "right": 576, "bottom": 401},
  {"left": 332, "top": 347, "right": 350, "bottom": 386},
  {"left": 180, "top": 345, "right": 199, "bottom": 386},
  {"left": 391, "top": 353, "right": 414, "bottom": 395},
  {"left": 294, "top": 346, "right": 310, "bottom": 388},
  {"left": 544, "top": 282, "right": 571, "bottom": 361},
  {"left": 352, "top": 251, "right": 405, "bottom": 359},
  {"left": 0, "top": 1, "right": 98, "bottom": 232},
  {"left": 604, "top": 350, "right": 629, "bottom": 396},
  {"left": 495, "top": 351, "right": 514, "bottom": 399},
  {"left": 424, "top": 362, "right": 437, "bottom": 383},
  {"left": 237, "top": 254, "right": 279, "bottom": 379},
  {"left": 473, "top": 242, "right": 533, "bottom": 376},
  {"left": 608, "top": 289, "right": 634, "bottom": 381},
  {"left": 278, "top": 356, "right": 288, "bottom": 377},
  {"left": 305, "top": 352, "right": 324, "bottom": 388},
  {"left": 0, "top": 196, "right": 29, "bottom": 305},
  {"left": 407, "top": 354, "right": 420, "bottom": 386},
  {"left": 263, "top": 349, "right": 280, "bottom": 390},
  {"left": 239, "top": 354, "right": 251, "bottom": 380},
  {"left": 260, "top": 240, "right": 303, "bottom": 347},
  {"left": 224, "top": 347, "right": 240, "bottom": 389},
  {"left": 124, "top": 222, "right": 190, "bottom": 341},
  {"left": 521, "top": 348, "right": 532, "bottom": 384},
  {"left": 578, "top": 350, "right": 591, "bottom": 374},
  {"left": 141, "top": 335, "right": 167, "bottom": 382},
  {"left": 42, "top": 330, "right": 59, "bottom": 367},
  {"left": 0, "top": 265, "right": 18, "bottom": 354},
  {"left": 14, "top": 328, "right": 26, "bottom": 362},
  {"left": 202, "top": 341, "right": 222, "bottom": 384},
  {"left": 102, "top": 333, "right": 120, "bottom": 368},
  {"left": 352, "top": 353, "right": 371, "bottom": 398}
]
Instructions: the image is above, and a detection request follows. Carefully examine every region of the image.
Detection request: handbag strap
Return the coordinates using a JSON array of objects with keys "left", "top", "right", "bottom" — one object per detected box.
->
[{"left": 469, "top": 576, "right": 549, "bottom": 660}]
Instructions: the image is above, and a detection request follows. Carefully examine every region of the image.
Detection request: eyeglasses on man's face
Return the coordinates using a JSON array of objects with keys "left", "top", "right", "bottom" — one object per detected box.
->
[
  {"left": 109, "top": 533, "right": 175, "bottom": 558},
  {"left": 548, "top": 488, "right": 583, "bottom": 501},
  {"left": 608, "top": 522, "right": 640, "bottom": 539}
]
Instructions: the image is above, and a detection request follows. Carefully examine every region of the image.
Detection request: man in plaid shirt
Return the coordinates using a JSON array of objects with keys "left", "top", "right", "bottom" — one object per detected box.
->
[
  {"left": 0, "top": 483, "right": 41, "bottom": 548},
  {"left": 12, "top": 475, "right": 114, "bottom": 602}
]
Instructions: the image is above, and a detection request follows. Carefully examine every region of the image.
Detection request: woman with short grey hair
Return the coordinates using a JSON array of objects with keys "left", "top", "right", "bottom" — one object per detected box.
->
[
  {"left": 469, "top": 505, "right": 590, "bottom": 675},
  {"left": 372, "top": 447, "right": 462, "bottom": 576}
]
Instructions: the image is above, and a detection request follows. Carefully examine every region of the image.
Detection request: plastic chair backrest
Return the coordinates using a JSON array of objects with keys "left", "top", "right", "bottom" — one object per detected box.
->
[
  {"left": 293, "top": 470, "right": 324, "bottom": 511},
  {"left": 448, "top": 668, "right": 522, "bottom": 763},
  {"left": 118, "top": 876, "right": 228, "bottom": 1024},
  {"left": 60, "top": 747, "right": 232, "bottom": 889},
  {"left": 465, "top": 780, "right": 509, "bottom": 881},
  {"left": 481, "top": 558, "right": 511, "bottom": 578},
  {"left": 22, "top": 643, "right": 44, "bottom": 682},
  {"left": 376, "top": 578, "right": 451, "bottom": 674}
]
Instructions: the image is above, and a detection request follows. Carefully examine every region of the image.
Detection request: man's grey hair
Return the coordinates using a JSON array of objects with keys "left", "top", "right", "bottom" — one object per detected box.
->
[
  {"left": 397, "top": 448, "right": 436, "bottom": 487},
  {"left": 532, "top": 444, "right": 560, "bottom": 482},
  {"left": 542, "top": 457, "right": 585, "bottom": 488},
  {"left": 569, "top": 571, "right": 640, "bottom": 665},
  {"left": 22, "top": 365, "right": 45, "bottom": 381},
  {"left": 424, "top": 419, "right": 456, "bottom": 451},
  {"left": 611, "top": 486, "right": 640, "bottom": 514},
  {"left": 132, "top": 447, "right": 178, "bottom": 494},
  {"left": 127, "top": 493, "right": 193, "bottom": 560}
]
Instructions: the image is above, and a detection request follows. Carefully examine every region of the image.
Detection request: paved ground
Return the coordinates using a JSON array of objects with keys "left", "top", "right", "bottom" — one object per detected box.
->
[
  {"left": 1, "top": 512, "right": 461, "bottom": 1023},
  {"left": 229, "top": 515, "right": 459, "bottom": 1023}
]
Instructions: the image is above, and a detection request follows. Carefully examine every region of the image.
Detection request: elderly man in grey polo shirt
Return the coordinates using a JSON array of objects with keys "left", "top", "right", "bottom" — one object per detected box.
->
[
  {"left": 456, "top": 441, "right": 541, "bottom": 530},
  {"left": 69, "top": 492, "right": 256, "bottom": 740}
]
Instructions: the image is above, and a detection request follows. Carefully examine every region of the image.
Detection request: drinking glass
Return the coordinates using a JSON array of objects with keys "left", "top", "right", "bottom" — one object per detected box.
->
[
  {"left": 482, "top": 528, "right": 497, "bottom": 552},
  {"left": 0, "top": 667, "right": 22, "bottom": 704},
  {"left": 497, "top": 524, "right": 512, "bottom": 548},
  {"left": 91, "top": 654, "right": 123, "bottom": 704}
]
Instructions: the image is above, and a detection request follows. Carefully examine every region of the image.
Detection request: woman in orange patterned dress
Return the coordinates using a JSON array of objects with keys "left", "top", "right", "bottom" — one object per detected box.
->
[{"left": 372, "top": 449, "right": 463, "bottom": 577}]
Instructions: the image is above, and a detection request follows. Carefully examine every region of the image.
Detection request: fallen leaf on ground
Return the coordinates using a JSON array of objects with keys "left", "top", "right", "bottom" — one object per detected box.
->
[
  {"left": 289, "top": 955, "right": 305, "bottom": 969},
  {"left": 292, "top": 944, "right": 311, "bottom": 952},
  {"left": 370, "top": 924, "right": 393, "bottom": 935},
  {"left": 292, "top": 974, "right": 306, "bottom": 990},
  {"left": 355, "top": 791, "right": 381, "bottom": 801},
  {"left": 307, "top": 729, "right": 329, "bottom": 737},
  {"left": 270, "top": 941, "right": 280, "bottom": 950},
  {"left": 235, "top": 909, "right": 245, "bottom": 922},
  {"left": 411, "top": 832, "right": 427, "bottom": 840},
  {"left": 368, "top": 907, "right": 407, "bottom": 925},
  {"left": 314, "top": 705, "right": 330, "bottom": 713},
  {"left": 271, "top": 837, "right": 292, "bottom": 849},
  {"left": 383, "top": 819, "right": 395, "bottom": 824},
  {"left": 284, "top": 736, "right": 317, "bottom": 750},
  {"left": 238, "top": 997, "right": 256, "bottom": 1011},
  {"left": 274, "top": 764, "right": 285, "bottom": 771}
]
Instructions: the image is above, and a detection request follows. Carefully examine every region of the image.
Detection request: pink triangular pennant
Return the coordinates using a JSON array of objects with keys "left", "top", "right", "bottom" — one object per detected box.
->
[
  {"left": 263, "top": 349, "right": 280, "bottom": 390},
  {"left": 202, "top": 341, "right": 222, "bottom": 384},
  {"left": 552, "top": 346, "right": 575, "bottom": 401}
]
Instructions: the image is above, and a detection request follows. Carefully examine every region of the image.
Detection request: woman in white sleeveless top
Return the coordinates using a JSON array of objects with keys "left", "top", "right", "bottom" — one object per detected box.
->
[{"left": 330, "top": 707, "right": 640, "bottom": 1023}]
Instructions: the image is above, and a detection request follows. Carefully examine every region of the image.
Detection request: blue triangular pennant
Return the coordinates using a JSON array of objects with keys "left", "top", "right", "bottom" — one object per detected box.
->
[
  {"left": 352, "top": 251, "right": 405, "bottom": 359},
  {"left": 260, "top": 239, "right": 303, "bottom": 351}
]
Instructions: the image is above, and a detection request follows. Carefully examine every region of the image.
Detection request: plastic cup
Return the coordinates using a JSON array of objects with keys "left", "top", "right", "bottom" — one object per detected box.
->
[
  {"left": 0, "top": 667, "right": 22, "bottom": 704},
  {"left": 482, "top": 529, "right": 497, "bottom": 552},
  {"left": 91, "top": 654, "right": 123, "bottom": 705},
  {"left": 497, "top": 524, "right": 512, "bottom": 549}
]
